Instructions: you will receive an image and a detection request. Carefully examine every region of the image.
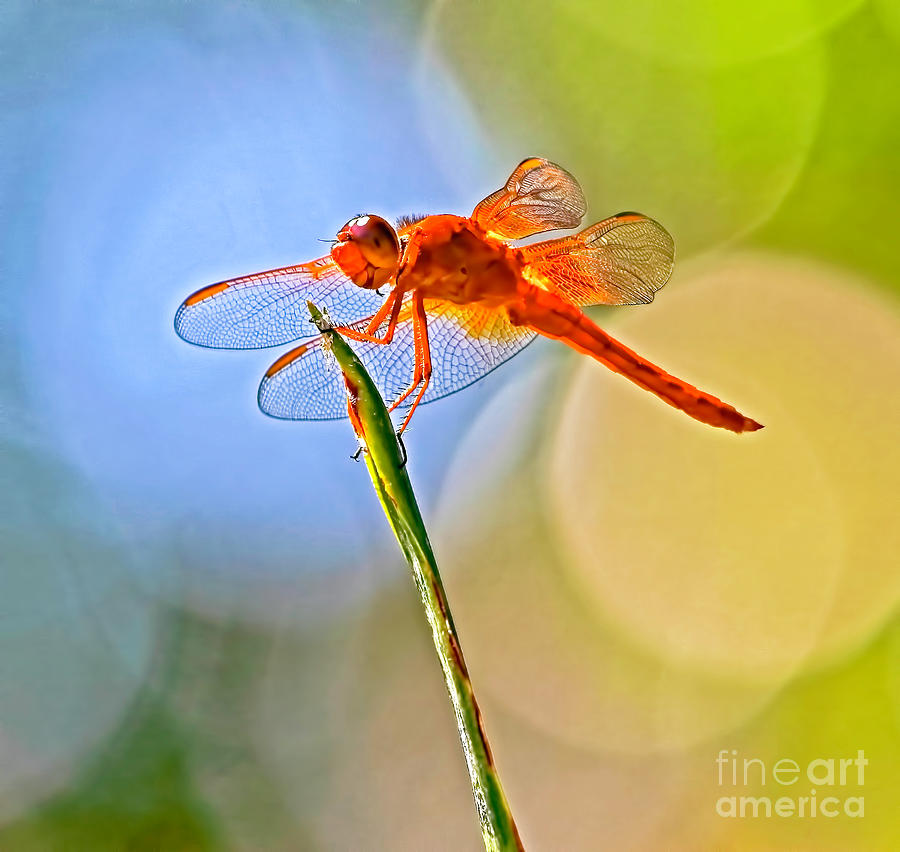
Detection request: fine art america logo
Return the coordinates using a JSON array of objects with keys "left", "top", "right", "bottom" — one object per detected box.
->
[{"left": 715, "top": 750, "right": 867, "bottom": 819}]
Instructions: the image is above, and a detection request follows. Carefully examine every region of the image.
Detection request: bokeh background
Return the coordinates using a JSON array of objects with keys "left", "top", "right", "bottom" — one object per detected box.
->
[{"left": 2, "top": 1, "right": 898, "bottom": 849}]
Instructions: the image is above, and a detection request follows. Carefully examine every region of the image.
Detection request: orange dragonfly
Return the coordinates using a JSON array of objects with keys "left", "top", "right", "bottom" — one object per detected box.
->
[{"left": 175, "top": 158, "right": 762, "bottom": 434}]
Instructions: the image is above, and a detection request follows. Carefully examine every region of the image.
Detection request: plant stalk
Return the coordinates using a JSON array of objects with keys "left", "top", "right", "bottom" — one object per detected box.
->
[{"left": 308, "top": 302, "right": 523, "bottom": 851}]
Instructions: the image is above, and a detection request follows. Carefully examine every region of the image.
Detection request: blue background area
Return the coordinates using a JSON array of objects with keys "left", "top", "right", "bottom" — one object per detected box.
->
[{"left": 2, "top": 0, "right": 537, "bottom": 593}]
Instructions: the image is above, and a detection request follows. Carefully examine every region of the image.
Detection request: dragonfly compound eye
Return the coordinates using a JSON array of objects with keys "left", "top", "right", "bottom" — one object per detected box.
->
[{"left": 333, "top": 214, "right": 401, "bottom": 289}]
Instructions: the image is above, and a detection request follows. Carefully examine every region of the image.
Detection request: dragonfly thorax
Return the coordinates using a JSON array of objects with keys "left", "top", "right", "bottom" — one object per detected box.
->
[{"left": 402, "top": 215, "right": 523, "bottom": 307}]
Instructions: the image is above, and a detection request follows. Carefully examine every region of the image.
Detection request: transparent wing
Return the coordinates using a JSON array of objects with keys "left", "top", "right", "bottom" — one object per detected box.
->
[
  {"left": 471, "top": 158, "right": 586, "bottom": 239},
  {"left": 520, "top": 213, "right": 674, "bottom": 306},
  {"left": 174, "top": 256, "right": 385, "bottom": 349},
  {"left": 257, "top": 299, "right": 536, "bottom": 420}
]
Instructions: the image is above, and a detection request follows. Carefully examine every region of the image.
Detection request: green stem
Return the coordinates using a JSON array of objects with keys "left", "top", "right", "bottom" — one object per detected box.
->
[{"left": 308, "top": 302, "right": 523, "bottom": 851}]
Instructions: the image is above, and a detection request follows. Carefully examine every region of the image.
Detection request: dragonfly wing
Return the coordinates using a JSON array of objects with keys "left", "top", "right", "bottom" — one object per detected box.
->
[
  {"left": 258, "top": 300, "right": 536, "bottom": 420},
  {"left": 174, "top": 255, "right": 385, "bottom": 349},
  {"left": 471, "top": 158, "right": 586, "bottom": 239},
  {"left": 256, "top": 335, "right": 352, "bottom": 421},
  {"left": 520, "top": 213, "right": 675, "bottom": 306},
  {"left": 414, "top": 301, "right": 537, "bottom": 406}
]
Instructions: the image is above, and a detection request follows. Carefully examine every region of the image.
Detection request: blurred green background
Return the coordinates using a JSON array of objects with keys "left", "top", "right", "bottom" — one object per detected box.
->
[{"left": 2, "top": 1, "right": 898, "bottom": 849}]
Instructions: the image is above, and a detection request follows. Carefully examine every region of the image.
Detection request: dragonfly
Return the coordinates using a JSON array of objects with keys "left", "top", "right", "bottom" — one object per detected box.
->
[{"left": 175, "top": 158, "right": 763, "bottom": 434}]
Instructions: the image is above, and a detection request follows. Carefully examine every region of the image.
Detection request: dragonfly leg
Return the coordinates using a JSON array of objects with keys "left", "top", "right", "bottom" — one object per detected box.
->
[
  {"left": 337, "top": 287, "right": 403, "bottom": 345},
  {"left": 388, "top": 306, "right": 424, "bottom": 414},
  {"left": 395, "top": 293, "right": 432, "bottom": 434}
]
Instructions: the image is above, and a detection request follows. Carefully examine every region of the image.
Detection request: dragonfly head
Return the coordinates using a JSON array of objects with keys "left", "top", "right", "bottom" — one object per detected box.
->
[{"left": 332, "top": 214, "right": 401, "bottom": 290}]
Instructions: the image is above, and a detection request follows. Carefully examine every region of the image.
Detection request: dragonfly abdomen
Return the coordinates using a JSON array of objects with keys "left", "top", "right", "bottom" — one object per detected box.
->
[{"left": 509, "top": 285, "right": 763, "bottom": 434}]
